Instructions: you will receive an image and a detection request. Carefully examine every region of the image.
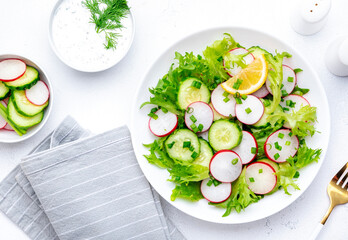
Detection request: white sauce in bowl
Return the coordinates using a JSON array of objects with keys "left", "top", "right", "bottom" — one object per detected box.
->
[{"left": 50, "top": 0, "right": 134, "bottom": 72}]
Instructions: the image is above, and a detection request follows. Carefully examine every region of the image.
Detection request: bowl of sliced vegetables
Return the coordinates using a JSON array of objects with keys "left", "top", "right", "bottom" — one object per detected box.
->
[
  {"left": 0, "top": 54, "right": 52, "bottom": 143},
  {"left": 130, "top": 27, "right": 330, "bottom": 224}
]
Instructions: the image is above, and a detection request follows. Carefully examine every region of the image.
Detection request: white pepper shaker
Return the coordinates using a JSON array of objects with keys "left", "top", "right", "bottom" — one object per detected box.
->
[
  {"left": 290, "top": 0, "right": 331, "bottom": 35},
  {"left": 325, "top": 36, "right": 348, "bottom": 77}
]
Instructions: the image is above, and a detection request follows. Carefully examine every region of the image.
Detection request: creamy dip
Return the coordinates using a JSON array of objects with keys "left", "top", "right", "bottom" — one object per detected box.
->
[{"left": 51, "top": 0, "right": 133, "bottom": 72}]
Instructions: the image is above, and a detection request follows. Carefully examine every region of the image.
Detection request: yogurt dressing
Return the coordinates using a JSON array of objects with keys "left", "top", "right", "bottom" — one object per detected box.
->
[{"left": 51, "top": 0, "right": 133, "bottom": 72}]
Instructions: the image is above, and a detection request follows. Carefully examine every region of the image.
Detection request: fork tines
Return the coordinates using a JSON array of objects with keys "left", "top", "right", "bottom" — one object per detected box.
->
[{"left": 334, "top": 162, "right": 348, "bottom": 188}]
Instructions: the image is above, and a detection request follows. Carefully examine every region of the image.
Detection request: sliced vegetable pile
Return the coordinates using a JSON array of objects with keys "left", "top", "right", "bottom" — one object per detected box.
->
[
  {"left": 141, "top": 34, "right": 322, "bottom": 217},
  {"left": 0, "top": 59, "right": 50, "bottom": 136}
]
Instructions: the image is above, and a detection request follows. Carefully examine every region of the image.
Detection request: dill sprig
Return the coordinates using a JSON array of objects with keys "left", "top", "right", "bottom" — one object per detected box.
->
[{"left": 82, "top": 0, "right": 130, "bottom": 50}]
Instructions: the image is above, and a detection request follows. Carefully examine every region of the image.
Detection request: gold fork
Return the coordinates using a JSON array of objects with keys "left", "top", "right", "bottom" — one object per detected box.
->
[{"left": 309, "top": 162, "right": 348, "bottom": 239}]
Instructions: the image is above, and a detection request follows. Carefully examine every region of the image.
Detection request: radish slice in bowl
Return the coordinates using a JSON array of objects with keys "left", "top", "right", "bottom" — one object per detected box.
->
[
  {"left": 3, "top": 123, "right": 14, "bottom": 131},
  {"left": 25, "top": 80, "right": 50, "bottom": 106},
  {"left": 211, "top": 84, "right": 236, "bottom": 117},
  {"left": 280, "top": 94, "right": 310, "bottom": 128},
  {"left": 0, "top": 59, "right": 26, "bottom": 82},
  {"left": 0, "top": 114, "right": 7, "bottom": 129},
  {"left": 235, "top": 95, "right": 264, "bottom": 125},
  {"left": 245, "top": 162, "right": 277, "bottom": 195},
  {"left": 185, "top": 101, "right": 213, "bottom": 133},
  {"left": 223, "top": 48, "right": 255, "bottom": 77},
  {"left": 232, "top": 131, "right": 258, "bottom": 164},
  {"left": 266, "top": 65, "right": 296, "bottom": 95},
  {"left": 252, "top": 84, "right": 269, "bottom": 98},
  {"left": 200, "top": 178, "right": 232, "bottom": 203},
  {"left": 209, "top": 150, "right": 242, "bottom": 183},
  {"left": 148, "top": 109, "right": 178, "bottom": 137},
  {"left": 264, "top": 129, "right": 299, "bottom": 163}
]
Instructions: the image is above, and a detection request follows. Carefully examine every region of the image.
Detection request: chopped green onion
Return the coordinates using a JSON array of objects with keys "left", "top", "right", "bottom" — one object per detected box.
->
[
  {"left": 259, "top": 169, "right": 263, "bottom": 174},
  {"left": 251, "top": 147, "right": 257, "bottom": 154},
  {"left": 190, "top": 123, "right": 199, "bottom": 133},
  {"left": 274, "top": 142, "right": 282, "bottom": 151},
  {"left": 283, "top": 107, "right": 290, "bottom": 112},
  {"left": 223, "top": 91, "right": 230, "bottom": 97},
  {"left": 289, "top": 132, "right": 293, "bottom": 137},
  {"left": 281, "top": 90, "right": 288, "bottom": 97},
  {"left": 234, "top": 92, "right": 241, "bottom": 98},
  {"left": 198, "top": 124, "right": 204, "bottom": 132},
  {"left": 249, "top": 177, "right": 255, "bottom": 182},
  {"left": 294, "top": 171, "right": 300, "bottom": 178},
  {"left": 191, "top": 80, "right": 202, "bottom": 89},
  {"left": 245, "top": 108, "right": 252, "bottom": 114},
  {"left": 285, "top": 141, "right": 291, "bottom": 146},
  {"left": 287, "top": 77, "right": 294, "bottom": 83},
  {"left": 286, "top": 100, "right": 296, "bottom": 108},
  {"left": 207, "top": 180, "right": 213, "bottom": 186},
  {"left": 186, "top": 107, "right": 194, "bottom": 114},
  {"left": 191, "top": 152, "right": 198, "bottom": 159},
  {"left": 213, "top": 179, "right": 221, "bottom": 186},
  {"left": 278, "top": 133, "right": 284, "bottom": 139},
  {"left": 235, "top": 97, "right": 242, "bottom": 104},
  {"left": 190, "top": 115, "right": 197, "bottom": 123},
  {"left": 148, "top": 112, "right": 158, "bottom": 120},
  {"left": 189, "top": 146, "right": 194, "bottom": 152},
  {"left": 167, "top": 141, "right": 175, "bottom": 149},
  {"left": 150, "top": 107, "right": 158, "bottom": 113},
  {"left": 161, "top": 107, "right": 168, "bottom": 113},
  {"left": 223, "top": 97, "right": 230, "bottom": 103},
  {"left": 274, "top": 153, "right": 280, "bottom": 160},
  {"left": 263, "top": 100, "right": 271, "bottom": 107},
  {"left": 241, "top": 95, "right": 248, "bottom": 100},
  {"left": 183, "top": 141, "right": 191, "bottom": 148},
  {"left": 281, "top": 83, "right": 284, "bottom": 89},
  {"left": 231, "top": 158, "right": 239, "bottom": 165},
  {"left": 233, "top": 78, "right": 243, "bottom": 90},
  {"left": 293, "top": 68, "right": 303, "bottom": 74}
]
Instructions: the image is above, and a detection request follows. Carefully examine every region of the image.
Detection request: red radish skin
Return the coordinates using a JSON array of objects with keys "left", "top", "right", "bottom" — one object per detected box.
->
[
  {"left": 235, "top": 95, "right": 264, "bottom": 125},
  {"left": 3, "top": 123, "right": 14, "bottom": 131},
  {"left": 252, "top": 84, "right": 269, "bottom": 98},
  {"left": 200, "top": 179, "right": 232, "bottom": 203},
  {"left": 232, "top": 131, "right": 258, "bottom": 165},
  {"left": 266, "top": 65, "right": 297, "bottom": 95},
  {"left": 264, "top": 129, "right": 299, "bottom": 163},
  {"left": 185, "top": 101, "right": 214, "bottom": 133},
  {"left": 211, "top": 84, "right": 236, "bottom": 117},
  {"left": 0, "top": 59, "right": 26, "bottom": 82},
  {"left": 148, "top": 109, "right": 178, "bottom": 137},
  {"left": 209, "top": 150, "right": 242, "bottom": 183},
  {"left": 245, "top": 162, "right": 277, "bottom": 195},
  {"left": 223, "top": 48, "right": 255, "bottom": 77},
  {"left": 25, "top": 81, "right": 50, "bottom": 106}
]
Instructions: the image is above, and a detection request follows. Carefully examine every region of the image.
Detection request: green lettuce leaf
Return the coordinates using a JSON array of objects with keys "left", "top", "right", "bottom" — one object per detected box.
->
[
  {"left": 171, "top": 181, "right": 203, "bottom": 201},
  {"left": 143, "top": 137, "right": 174, "bottom": 169},
  {"left": 291, "top": 85, "right": 309, "bottom": 96},
  {"left": 210, "top": 167, "right": 261, "bottom": 216}
]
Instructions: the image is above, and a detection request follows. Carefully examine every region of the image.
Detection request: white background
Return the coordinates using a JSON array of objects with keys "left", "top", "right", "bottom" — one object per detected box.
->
[{"left": 0, "top": 0, "right": 348, "bottom": 239}]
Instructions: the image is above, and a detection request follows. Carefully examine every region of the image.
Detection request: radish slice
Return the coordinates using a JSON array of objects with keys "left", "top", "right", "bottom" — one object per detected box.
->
[
  {"left": 0, "top": 114, "right": 6, "bottom": 129},
  {"left": 264, "top": 129, "right": 299, "bottom": 163},
  {"left": 235, "top": 95, "right": 264, "bottom": 125},
  {"left": 245, "top": 162, "right": 277, "bottom": 194},
  {"left": 211, "top": 84, "right": 236, "bottom": 117},
  {"left": 200, "top": 178, "right": 232, "bottom": 203},
  {"left": 1, "top": 98, "right": 8, "bottom": 107},
  {"left": 223, "top": 48, "right": 255, "bottom": 77},
  {"left": 252, "top": 84, "right": 269, "bottom": 98},
  {"left": 280, "top": 95, "right": 310, "bottom": 128},
  {"left": 25, "top": 81, "right": 50, "bottom": 106},
  {"left": 185, "top": 101, "right": 213, "bottom": 133},
  {"left": 266, "top": 65, "right": 296, "bottom": 95},
  {"left": 148, "top": 109, "right": 178, "bottom": 137},
  {"left": 4, "top": 123, "right": 14, "bottom": 131},
  {"left": 209, "top": 150, "right": 242, "bottom": 183},
  {"left": 232, "top": 131, "right": 258, "bottom": 164},
  {"left": 0, "top": 59, "right": 26, "bottom": 82}
]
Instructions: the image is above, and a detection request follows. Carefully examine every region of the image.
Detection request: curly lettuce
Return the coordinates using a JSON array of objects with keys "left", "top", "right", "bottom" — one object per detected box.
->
[{"left": 171, "top": 181, "right": 203, "bottom": 201}]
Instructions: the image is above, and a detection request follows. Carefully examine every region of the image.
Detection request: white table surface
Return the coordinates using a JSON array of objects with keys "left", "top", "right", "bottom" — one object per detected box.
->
[{"left": 0, "top": 0, "right": 348, "bottom": 239}]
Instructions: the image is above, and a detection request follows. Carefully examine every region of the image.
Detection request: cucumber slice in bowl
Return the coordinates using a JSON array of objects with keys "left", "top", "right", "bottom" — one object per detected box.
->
[
  {"left": 12, "top": 90, "right": 49, "bottom": 117},
  {"left": 0, "top": 82, "right": 10, "bottom": 100},
  {"left": 165, "top": 129, "right": 200, "bottom": 164},
  {"left": 208, "top": 119, "right": 242, "bottom": 151},
  {"left": 177, "top": 78, "right": 210, "bottom": 110},
  {"left": 4, "top": 66, "right": 39, "bottom": 90},
  {"left": 7, "top": 98, "right": 43, "bottom": 129}
]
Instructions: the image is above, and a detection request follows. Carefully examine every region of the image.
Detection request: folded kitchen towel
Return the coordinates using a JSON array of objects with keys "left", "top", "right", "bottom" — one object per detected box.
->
[{"left": 0, "top": 116, "right": 184, "bottom": 240}]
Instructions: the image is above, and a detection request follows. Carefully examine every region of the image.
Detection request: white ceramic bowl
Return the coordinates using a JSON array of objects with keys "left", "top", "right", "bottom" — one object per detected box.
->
[
  {"left": 0, "top": 54, "right": 53, "bottom": 143},
  {"left": 130, "top": 26, "right": 330, "bottom": 224}
]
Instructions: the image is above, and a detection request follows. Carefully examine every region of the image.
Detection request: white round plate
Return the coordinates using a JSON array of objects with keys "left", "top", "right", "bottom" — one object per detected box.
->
[
  {"left": 48, "top": 0, "right": 135, "bottom": 72},
  {"left": 130, "top": 27, "right": 330, "bottom": 224},
  {"left": 0, "top": 54, "right": 53, "bottom": 143}
]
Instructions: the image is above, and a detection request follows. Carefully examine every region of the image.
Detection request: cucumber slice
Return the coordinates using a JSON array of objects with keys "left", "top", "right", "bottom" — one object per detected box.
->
[
  {"left": 4, "top": 66, "right": 39, "bottom": 90},
  {"left": 0, "top": 81, "right": 10, "bottom": 100},
  {"left": 8, "top": 98, "right": 43, "bottom": 128},
  {"left": 193, "top": 139, "right": 214, "bottom": 168},
  {"left": 177, "top": 78, "right": 210, "bottom": 110},
  {"left": 208, "top": 120, "right": 242, "bottom": 151},
  {"left": 12, "top": 90, "right": 48, "bottom": 117},
  {"left": 253, "top": 99, "right": 283, "bottom": 128},
  {"left": 165, "top": 129, "right": 200, "bottom": 164}
]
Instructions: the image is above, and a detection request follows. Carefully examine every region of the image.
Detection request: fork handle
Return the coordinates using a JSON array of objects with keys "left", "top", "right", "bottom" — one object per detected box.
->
[{"left": 308, "top": 223, "right": 324, "bottom": 240}]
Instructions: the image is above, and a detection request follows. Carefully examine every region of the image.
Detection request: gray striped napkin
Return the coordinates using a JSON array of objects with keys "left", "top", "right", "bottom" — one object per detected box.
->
[{"left": 0, "top": 116, "right": 184, "bottom": 240}]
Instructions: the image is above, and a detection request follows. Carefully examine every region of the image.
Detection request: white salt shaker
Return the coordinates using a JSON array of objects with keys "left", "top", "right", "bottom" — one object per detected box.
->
[
  {"left": 290, "top": 0, "right": 331, "bottom": 35},
  {"left": 325, "top": 36, "right": 348, "bottom": 77}
]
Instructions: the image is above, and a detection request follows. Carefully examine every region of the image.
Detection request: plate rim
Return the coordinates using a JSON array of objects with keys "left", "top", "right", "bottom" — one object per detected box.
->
[{"left": 130, "top": 26, "right": 331, "bottom": 224}]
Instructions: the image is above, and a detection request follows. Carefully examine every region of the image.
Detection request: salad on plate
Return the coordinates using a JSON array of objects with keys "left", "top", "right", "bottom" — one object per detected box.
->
[{"left": 141, "top": 33, "right": 322, "bottom": 217}]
